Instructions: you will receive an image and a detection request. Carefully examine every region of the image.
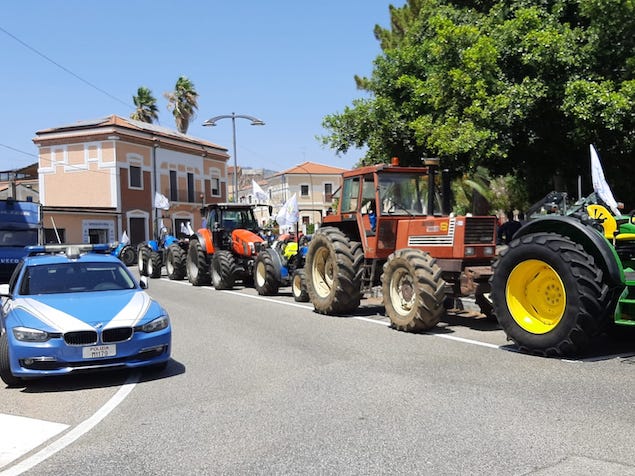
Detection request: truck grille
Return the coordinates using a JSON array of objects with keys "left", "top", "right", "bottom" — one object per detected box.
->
[{"left": 464, "top": 217, "right": 496, "bottom": 244}]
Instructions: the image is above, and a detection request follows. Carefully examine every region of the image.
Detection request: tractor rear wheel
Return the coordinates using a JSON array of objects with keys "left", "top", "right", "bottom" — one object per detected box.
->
[
  {"left": 491, "top": 232, "right": 609, "bottom": 356},
  {"left": 254, "top": 249, "right": 279, "bottom": 295},
  {"left": 381, "top": 248, "right": 446, "bottom": 332},
  {"left": 0, "top": 333, "right": 23, "bottom": 388},
  {"left": 166, "top": 244, "right": 187, "bottom": 280},
  {"left": 212, "top": 250, "right": 237, "bottom": 290},
  {"left": 119, "top": 245, "right": 136, "bottom": 266},
  {"left": 292, "top": 269, "right": 309, "bottom": 302},
  {"left": 305, "top": 226, "right": 363, "bottom": 314},
  {"left": 147, "top": 251, "right": 162, "bottom": 278},
  {"left": 137, "top": 245, "right": 149, "bottom": 276},
  {"left": 187, "top": 240, "right": 210, "bottom": 286}
]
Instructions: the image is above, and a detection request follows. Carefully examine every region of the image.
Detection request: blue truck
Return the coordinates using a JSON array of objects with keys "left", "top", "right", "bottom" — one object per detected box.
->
[{"left": 0, "top": 199, "right": 42, "bottom": 283}]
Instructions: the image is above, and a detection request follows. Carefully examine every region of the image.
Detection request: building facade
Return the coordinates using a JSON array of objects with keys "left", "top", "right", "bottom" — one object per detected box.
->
[
  {"left": 237, "top": 161, "right": 348, "bottom": 231},
  {"left": 33, "top": 115, "right": 229, "bottom": 245}
]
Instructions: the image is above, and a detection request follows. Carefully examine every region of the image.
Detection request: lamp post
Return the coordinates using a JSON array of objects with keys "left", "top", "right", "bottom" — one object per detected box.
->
[{"left": 203, "top": 113, "right": 265, "bottom": 202}]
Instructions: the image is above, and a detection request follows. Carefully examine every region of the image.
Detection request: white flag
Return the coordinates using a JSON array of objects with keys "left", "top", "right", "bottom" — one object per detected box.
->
[
  {"left": 252, "top": 180, "right": 268, "bottom": 203},
  {"left": 180, "top": 221, "right": 195, "bottom": 235},
  {"left": 120, "top": 230, "right": 130, "bottom": 245},
  {"left": 590, "top": 144, "right": 620, "bottom": 215},
  {"left": 276, "top": 193, "right": 299, "bottom": 227},
  {"left": 154, "top": 192, "right": 170, "bottom": 210}
]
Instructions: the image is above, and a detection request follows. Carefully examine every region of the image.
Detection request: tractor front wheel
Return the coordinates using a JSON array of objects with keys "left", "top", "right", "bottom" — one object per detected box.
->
[
  {"left": 187, "top": 240, "right": 210, "bottom": 286},
  {"left": 491, "top": 232, "right": 609, "bottom": 356},
  {"left": 212, "top": 250, "right": 237, "bottom": 290},
  {"left": 147, "top": 251, "right": 162, "bottom": 278},
  {"left": 292, "top": 269, "right": 309, "bottom": 302},
  {"left": 305, "top": 227, "right": 363, "bottom": 314},
  {"left": 137, "top": 245, "right": 149, "bottom": 276},
  {"left": 119, "top": 245, "right": 136, "bottom": 267},
  {"left": 254, "top": 249, "right": 279, "bottom": 295},
  {"left": 166, "top": 244, "right": 187, "bottom": 280},
  {"left": 381, "top": 248, "right": 446, "bottom": 332}
]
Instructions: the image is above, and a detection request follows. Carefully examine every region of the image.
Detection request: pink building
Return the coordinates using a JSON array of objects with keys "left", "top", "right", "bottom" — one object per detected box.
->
[{"left": 33, "top": 115, "right": 229, "bottom": 245}]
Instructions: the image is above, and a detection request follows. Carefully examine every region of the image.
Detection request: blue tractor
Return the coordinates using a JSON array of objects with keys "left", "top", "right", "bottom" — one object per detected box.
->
[{"left": 137, "top": 227, "right": 189, "bottom": 280}]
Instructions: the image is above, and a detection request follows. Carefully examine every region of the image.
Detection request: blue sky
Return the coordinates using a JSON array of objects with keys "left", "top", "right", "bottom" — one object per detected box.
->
[{"left": 0, "top": 1, "right": 395, "bottom": 173}]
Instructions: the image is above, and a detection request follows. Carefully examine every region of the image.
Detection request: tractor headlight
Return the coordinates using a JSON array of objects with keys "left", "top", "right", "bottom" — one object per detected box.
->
[
  {"left": 13, "top": 326, "right": 51, "bottom": 342},
  {"left": 484, "top": 246, "right": 495, "bottom": 256},
  {"left": 465, "top": 246, "right": 475, "bottom": 256}
]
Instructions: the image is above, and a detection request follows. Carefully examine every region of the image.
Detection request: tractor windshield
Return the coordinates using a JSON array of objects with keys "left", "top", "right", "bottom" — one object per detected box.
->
[
  {"left": 220, "top": 209, "right": 259, "bottom": 231},
  {"left": 378, "top": 172, "right": 439, "bottom": 216}
]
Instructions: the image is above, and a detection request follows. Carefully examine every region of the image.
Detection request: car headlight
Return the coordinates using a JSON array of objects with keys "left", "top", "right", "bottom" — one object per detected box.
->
[
  {"left": 139, "top": 315, "right": 170, "bottom": 333},
  {"left": 13, "top": 326, "right": 51, "bottom": 342}
]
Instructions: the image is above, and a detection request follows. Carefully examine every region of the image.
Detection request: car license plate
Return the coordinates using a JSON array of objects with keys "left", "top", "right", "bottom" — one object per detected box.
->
[{"left": 82, "top": 344, "right": 116, "bottom": 359}]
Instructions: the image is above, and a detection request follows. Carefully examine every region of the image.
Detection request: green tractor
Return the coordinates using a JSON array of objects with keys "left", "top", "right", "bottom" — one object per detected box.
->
[{"left": 491, "top": 195, "right": 635, "bottom": 356}]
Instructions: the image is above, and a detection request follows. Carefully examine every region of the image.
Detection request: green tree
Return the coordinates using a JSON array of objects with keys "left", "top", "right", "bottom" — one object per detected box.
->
[
  {"left": 130, "top": 86, "right": 159, "bottom": 123},
  {"left": 321, "top": 0, "right": 635, "bottom": 201},
  {"left": 164, "top": 76, "right": 199, "bottom": 134}
]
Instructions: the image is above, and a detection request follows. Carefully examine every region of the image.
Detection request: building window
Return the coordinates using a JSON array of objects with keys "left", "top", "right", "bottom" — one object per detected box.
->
[
  {"left": 44, "top": 228, "right": 65, "bottom": 244},
  {"left": 300, "top": 184, "right": 310, "bottom": 197},
  {"left": 170, "top": 170, "right": 178, "bottom": 202},
  {"left": 187, "top": 173, "right": 195, "bottom": 203},
  {"left": 210, "top": 176, "right": 220, "bottom": 197},
  {"left": 324, "top": 183, "right": 333, "bottom": 202},
  {"left": 129, "top": 166, "right": 142, "bottom": 189}
]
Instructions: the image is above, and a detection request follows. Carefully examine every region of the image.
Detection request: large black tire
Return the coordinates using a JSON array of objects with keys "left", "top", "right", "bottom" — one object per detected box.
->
[
  {"left": 381, "top": 248, "right": 446, "bottom": 332},
  {"left": 137, "top": 245, "right": 149, "bottom": 276},
  {"left": 147, "top": 251, "right": 162, "bottom": 278},
  {"left": 305, "top": 226, "right": 364, "bottom": 315},
  {"left": 166, "top": 244, "right": 187, "bottom": 280},
  {"left": 187, "top": 240, "right": 210, "bottom": 286},
  {"left": 119, "top": 245, "right": 136, "bottom": 267},
  {"left": 254, "top": 249, "right": 279, "bottom": 295},
  {"left": 490, "top": 232, "right": 610, "bottom": 356},
  {"left": 211, "top": 250, "right": 237, "bottom": 290},
  {"left": 292, "top": 269, "right": 310, "bottom": 302},
  {"left": 0, "top": 333, "right": 24, "bottom": 388}
]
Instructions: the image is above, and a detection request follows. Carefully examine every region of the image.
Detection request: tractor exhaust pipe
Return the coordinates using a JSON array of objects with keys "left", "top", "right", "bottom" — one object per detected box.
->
[{"left": 424, "top": 158, "right": 439, "bottom": 215}]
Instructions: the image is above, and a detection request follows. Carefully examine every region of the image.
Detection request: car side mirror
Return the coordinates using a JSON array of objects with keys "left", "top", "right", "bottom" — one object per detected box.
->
[{"left": 139, "top": 276, "right": 148, "bottom": 289}]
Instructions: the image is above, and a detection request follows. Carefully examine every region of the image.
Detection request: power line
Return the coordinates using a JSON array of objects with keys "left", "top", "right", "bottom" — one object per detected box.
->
[{"left": 0, "top": 25, "right": 133, "bottom": 110}]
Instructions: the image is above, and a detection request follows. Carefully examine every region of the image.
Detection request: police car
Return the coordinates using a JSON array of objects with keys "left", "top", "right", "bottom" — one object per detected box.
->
[{"left": 0, "top": 243, "right": 171, "bottom": 387}]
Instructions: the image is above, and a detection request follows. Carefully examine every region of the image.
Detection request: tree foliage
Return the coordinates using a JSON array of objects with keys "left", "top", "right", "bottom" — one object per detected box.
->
[
  {"left": 164, "top": 76, "right": 199, "bottom": 134},
  {"left": 130, "top": 86, "right": 159, "bottom": 123},
  {"left": 321, "top": 0, "right": 635, "bottom": 202}
]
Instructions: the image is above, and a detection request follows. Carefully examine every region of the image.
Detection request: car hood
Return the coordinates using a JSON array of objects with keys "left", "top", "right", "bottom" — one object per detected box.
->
[{"left": 8, "top": 290, "right": 161, "bottom": 332}]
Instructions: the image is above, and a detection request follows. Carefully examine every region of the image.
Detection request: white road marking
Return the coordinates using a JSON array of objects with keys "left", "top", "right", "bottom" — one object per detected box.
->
[
  {"left": 0, "top": 415, "right": 68, "bottom": 468},
  {"left": 0, "top": 372, "right": 139, "bottom": 476}
]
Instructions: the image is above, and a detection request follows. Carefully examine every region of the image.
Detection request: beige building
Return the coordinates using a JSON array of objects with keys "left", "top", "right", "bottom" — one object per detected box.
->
[
  {"left": 237, "top": 161, "right": 348, "bottom": 231},
  {"left": 33, "top": 115, "right": 229, "bottom": 245}
]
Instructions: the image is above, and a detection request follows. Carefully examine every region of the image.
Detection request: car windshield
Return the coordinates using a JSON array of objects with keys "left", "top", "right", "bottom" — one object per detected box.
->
[{"left": 20, "top": 261, "right": 136, "bottom": 295}]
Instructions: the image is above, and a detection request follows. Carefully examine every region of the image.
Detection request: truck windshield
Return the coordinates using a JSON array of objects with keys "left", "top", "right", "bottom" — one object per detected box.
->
[
  {"left": 0, "top": 230, "right": 39, "bottom": 246},
  {"left": 378, "top": 172, "right": 439, "bottom": 215}
]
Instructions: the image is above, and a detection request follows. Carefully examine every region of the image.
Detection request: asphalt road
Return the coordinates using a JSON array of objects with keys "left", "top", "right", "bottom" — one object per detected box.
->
[{"left": 2, "top": 275, "right": 635, "bottom": 475}]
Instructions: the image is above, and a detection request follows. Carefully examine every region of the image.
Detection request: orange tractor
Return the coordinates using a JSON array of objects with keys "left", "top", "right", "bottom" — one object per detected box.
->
[
  {"left": 305, "top": 158, "right": 497, "bottom": 331},
  {"left": 186, "top": 203, "right": 267, "bottom": 289}
]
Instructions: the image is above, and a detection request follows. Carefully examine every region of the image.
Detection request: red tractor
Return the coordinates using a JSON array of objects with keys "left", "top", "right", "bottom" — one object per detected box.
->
[
  {"left": 186, "top": 203, "right": 267, "bottom": 289},
  {"left": 305, "top": 158, "right": 497, "bottom": 331}
]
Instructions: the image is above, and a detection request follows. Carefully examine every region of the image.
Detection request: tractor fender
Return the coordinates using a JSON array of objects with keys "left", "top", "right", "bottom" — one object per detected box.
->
[
  {"left": 515, "top": 215, "right": 623, "bottom": 286},
  {"left": 164, "top": 235, "right": 179, "bottom": 247},
  {"left": 195, "top": 228, "right": 215, "bottom": 255},
  {"left": 147, "top": 240, "right": 160, "bottom": 252}
]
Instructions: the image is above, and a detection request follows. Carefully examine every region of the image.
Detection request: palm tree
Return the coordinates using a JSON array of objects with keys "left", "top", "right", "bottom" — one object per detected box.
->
[
  {"left": 164, "top": 76, "right": 199, "bottom": 133},
  {"left": 130, "top": 86, "right": 159, "bottom": 123}
]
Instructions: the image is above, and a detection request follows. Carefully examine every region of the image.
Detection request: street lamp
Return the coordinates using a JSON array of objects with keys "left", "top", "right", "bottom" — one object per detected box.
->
[{"left": 203, "top": 113, "right": 265, "bottom": 202}]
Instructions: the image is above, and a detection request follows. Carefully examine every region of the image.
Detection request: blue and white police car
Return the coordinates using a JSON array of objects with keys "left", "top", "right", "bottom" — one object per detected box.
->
[{"left": 0, "top": 243, "right": 171, "bottom": 387}]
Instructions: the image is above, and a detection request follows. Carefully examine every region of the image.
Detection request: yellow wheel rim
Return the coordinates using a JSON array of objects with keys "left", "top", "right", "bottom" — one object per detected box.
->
[
  {"left": 312, "top": 247, "right": 335, "bottom": 298},
  {"left": 506, "top": 259, "right": 566, "bottom": 334}
]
